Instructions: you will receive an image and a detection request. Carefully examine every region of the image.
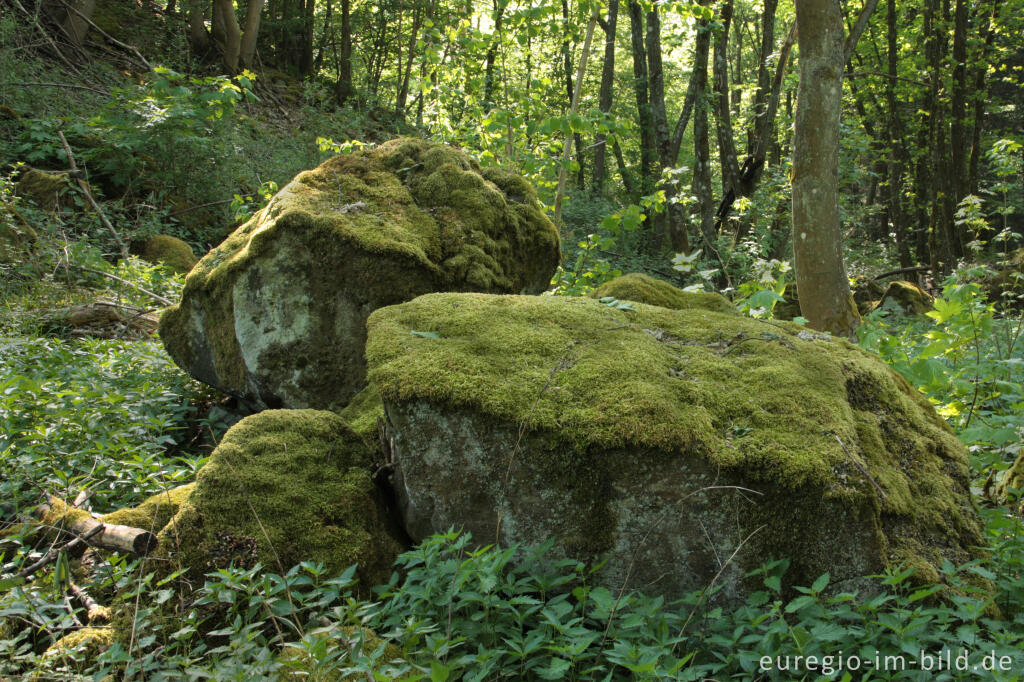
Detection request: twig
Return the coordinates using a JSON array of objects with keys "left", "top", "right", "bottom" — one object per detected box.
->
[
  {"left": 72, "top": 265, "right": 173, "bottom": 306},
  {"left": 7, "top": 0, "right": 82, "bottom": 75},
  {"left": 70, "top": 582, "right": 110, "bottom": 623},
  {"left": 16, "top": 524, "right": 104, "bottom": 579},
  {"left": 55, "top": 0, "right": 153, "bottom": 70},
  {"left": 670, "top": 524, "right": 766, "bottom": 654},
  {"left": 57, "top": 132, "right": 130, "bottom": 260},
  {"left": 872, "top": 265, "right": 931, "bottom": 281},
  {"left": 2, "top": 81, "right": 108, "bottom": 95},
  {"left": 833, "top": 434, "right": 887, "bottom": 499}
]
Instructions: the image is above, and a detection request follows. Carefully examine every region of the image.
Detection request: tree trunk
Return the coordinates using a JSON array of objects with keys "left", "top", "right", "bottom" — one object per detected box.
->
[
  {"left": 335, "top": 0, "right": 354, "bottom": 104},
  {"left": 592, "top": 0, "right": 618, "bottom": 194},
  {"left": 484, "top": 0, "right": 508, "bottom": 111},
  {"left": 712, "top": 0, "right": 742, "bottom": 202},
  {"left": 239, "top": 0, "right": 265, "bottom": 69},
  {"left": 214, "top": 0, "right": 241, "bottom": 72},
  {"left": 560, "top": 0, "right": 586, "bottom": 187},
  {"left": 792, "top": 0, "right": 859, "bottom": 338},
  {"left": 627, "top": 0, "right": 655, "bottom": 196},
  {"left": 187, "top": 0, "right": 210, "bottom": 55},
  {"left": 692, "top": 0, "right": 715, "bottom": 251}
]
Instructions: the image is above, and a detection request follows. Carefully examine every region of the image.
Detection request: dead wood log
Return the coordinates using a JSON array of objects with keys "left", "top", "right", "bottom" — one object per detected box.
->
[{"left": 36, "top": 496, "right": 158, "bottom": 556}]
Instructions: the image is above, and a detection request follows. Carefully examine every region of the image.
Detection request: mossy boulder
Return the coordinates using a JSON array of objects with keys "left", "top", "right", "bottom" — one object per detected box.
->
[
  {"left": 159, "top": 138, "right": 560, "bottom": 412},
  {"left": 133, "top": 235, "right": 198, "bottom": 274},
  {"left": 157, "top": 410, "right": 404, "bottom": 595},
  {"left": 877, "top": 280, "right": 934, "bottom": 316},
  {"left": 366, "top": 293, "right": 983, "bottom": 604},
  {"left": 15, "top": 169, "right": 74, "bottom": 211},
  {"left": 852, "top": 276, "right": 886, "bottom": 315},
  {"left": 590, "top": 272, "right": 736, "bottom": 314}
]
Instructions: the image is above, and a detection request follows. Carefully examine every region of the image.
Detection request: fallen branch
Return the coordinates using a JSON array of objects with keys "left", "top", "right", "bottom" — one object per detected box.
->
[
  {"left": 55, "top": 0, "right": 153, "bottom": 71},
  {"left": 17, "top": 524, "right": 104, "bottom": 579},
  {"left": 2, "top": 81, "right": 108, "bottom": 96},
  {"left": 35, "top": 496, "right": 158, "bottom": 556},
  {"left": 57, "top": 132, "right": 130, "bottom": 260},
  {"left": 872, "top": 265, "right": 931, "bottom": 281},
  {"left": 71, "top": 266, "right": 174, "bottom": 307},
  {"left": 70, "top": 582, "right": 110, "bottom": 623}
]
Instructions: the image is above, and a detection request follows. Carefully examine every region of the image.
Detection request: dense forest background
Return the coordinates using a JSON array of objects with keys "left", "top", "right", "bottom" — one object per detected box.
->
[{"left": 2, "top": 0, "right": 1024, "bottom": 677}]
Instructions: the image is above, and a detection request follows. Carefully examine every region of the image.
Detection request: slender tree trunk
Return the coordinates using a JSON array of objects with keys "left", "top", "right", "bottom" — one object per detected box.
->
[
  {"left": 886, "top": 0, "right": 913, "bottom": 267},
  {"left": 335, "top": 0, "right": 354, "bottom": 104},
  {"left": 396, "top": 0, "right": 423, "bottom": 115},
  {"left": 792, "top": 0, "right": 859, "bottom": 338},
  {"left": 484, "top": 0, "right": 508, "bottom": 111},
  {"left": 239, "top": 0, "right": 265, "bottom": 69},
  {"left": 646, "top": 4, "right": 687, "bottom": 251},
  {"left": 712, "top": 0, "right": 742, "bottom": 200},
  {"left": 299, "top": 0, "right": 315, "bottom": 76},
  {"left": 627, "top": 0, "right": 655, "bottom": 196},
  {"left": 214, "top": 0, "right": 241, "bottom": 72},
  {"left": 967, "top": 0, "right": 1001, "bottom": 195},
  {"left": 560, "top": 0, "right": 586, "bottom": 186},
  {"left": 692, "top": 0, "right": 715, "bottom": 251},
  {"left": 592, "top": 0, "right": 618, "bottom": 194}
]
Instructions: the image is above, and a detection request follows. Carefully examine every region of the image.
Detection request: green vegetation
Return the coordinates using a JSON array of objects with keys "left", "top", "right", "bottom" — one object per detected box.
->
[{"left": 1, "top": 0, "right": 1023, "bottom": 677}]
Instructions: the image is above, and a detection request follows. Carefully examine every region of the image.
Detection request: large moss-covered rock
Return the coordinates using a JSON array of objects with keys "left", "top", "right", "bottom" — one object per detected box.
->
[
  {"left": 590, "top": 272, "right": 736, "bottom": 314},
  {"left": 15, "top": 169, "right": 73, "bottom": 211},
  {"left": 366, "top": 293, "right": 983, "bottom": 603},
  {"left": 877, "top": 280, "right": 934, "bottom": 316},
  {"left": 134, "top": 235, "right": 198, "bottom": 274},
  {"left": 157, "top": 410, "right": 404, "bottom": 595},
  {"left": 159, "top": 138, "right": 560, "bottom": 411}
]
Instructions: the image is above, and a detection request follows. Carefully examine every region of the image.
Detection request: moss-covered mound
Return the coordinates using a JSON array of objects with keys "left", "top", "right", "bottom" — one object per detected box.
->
[
  {"left": 157, "top": 410, "right": 404, "bottom": 594},
  {"left": 852, "top": 276, "right": 886, "bottom": 315},
  {"left": 366, "top": 293, "right": 982, "bottom": 603},
  {"left": 134, "top": 235, "right": 198, "bottom": 274},
  {"left": 590, "top": 272, "right": 736, "bottom": 314},
  {"left": 159, "top": 137, "right": 561, "bottom": 411},
  {"left": 878, "top": 280, "right": 934, "bottom": 315},
  {"left": 15, "top": 169, "right": 74, "bottom": 211}
]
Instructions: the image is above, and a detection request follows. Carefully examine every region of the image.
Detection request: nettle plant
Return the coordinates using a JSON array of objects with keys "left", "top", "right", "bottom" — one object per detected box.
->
[{"left": 857, "top": 267, "right": 1024, "bottom": 477}]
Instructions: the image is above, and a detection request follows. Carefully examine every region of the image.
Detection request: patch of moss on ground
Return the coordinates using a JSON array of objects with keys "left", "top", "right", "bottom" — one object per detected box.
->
[
  {"left": 590, "top": 272, "right": 736, "bottom": 313},
  {"left": 156, "top": 410, "right": 404, "bottom": 595},
  {"left": 366, "top": 293, "right": 983, "bottom": 583},
  {"left": 36, "top": 626, "right": 114, "bottom": 676}
]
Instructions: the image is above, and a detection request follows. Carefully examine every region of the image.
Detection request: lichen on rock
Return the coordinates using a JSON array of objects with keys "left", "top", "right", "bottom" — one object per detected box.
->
[
  {"left": 159, "top": 137, "right": 560, "bottom": 411},
  {"left": 156, "top": 409, "right": 404, "bottom": 595},
  {"left": 366, "top": 293, "right": 983, "bottom": 603},
  {"left": 590, "top": 272, "right": 736, "bottom": 313}
]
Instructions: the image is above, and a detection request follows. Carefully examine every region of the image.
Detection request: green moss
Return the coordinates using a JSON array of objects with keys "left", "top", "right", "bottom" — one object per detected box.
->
[
  {"left": 159, "top": 137, "right": 560, "bottom": 410},
  {"left": 878, "top": 280, "right": 934, "bottom": 315},
  {"left": 39, "top": 497, "right": 94, "bottom": 530},
  {"left": 157, "top": 410, "right": 403, "bottom": 595},
  {"left": 852, "top": 276, "right": 885, "bottom": 315},
  {"left": 590, "top": 273, "right": 736, "bottom": 313},
  {"left": 16, "top": 169, "right": 72, "bottom": 211},
  {"left": 37, "top": 627, "right": 114, "bottom": 674},
  {"left": 99, "top": 484, "right": 194, "bottom": 532},
  {"left": 134, "top": 235, "right": 198, "bottom": 274},
  {"left": 367, "top": 293, "right": 982, "bottom": 583},
  {"left": 338, "top": 384, "right": 385, "bottom": 447}
]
